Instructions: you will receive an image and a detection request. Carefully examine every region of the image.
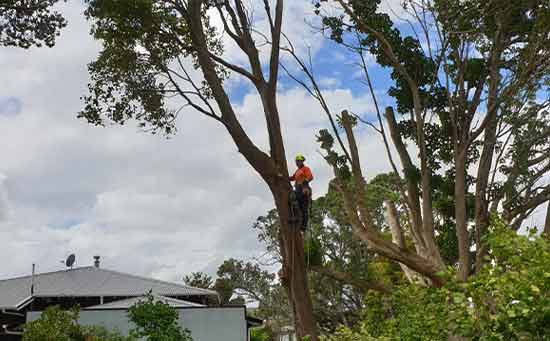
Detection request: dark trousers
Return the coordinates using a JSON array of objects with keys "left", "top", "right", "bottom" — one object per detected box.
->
[{"left": 294, "top": 184, "right": 311, "bottom": 230}]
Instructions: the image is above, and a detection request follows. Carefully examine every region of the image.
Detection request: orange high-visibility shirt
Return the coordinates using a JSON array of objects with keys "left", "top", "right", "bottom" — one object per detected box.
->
[{"left": 290, "top": 166, "right": 313, "bottom": 185}]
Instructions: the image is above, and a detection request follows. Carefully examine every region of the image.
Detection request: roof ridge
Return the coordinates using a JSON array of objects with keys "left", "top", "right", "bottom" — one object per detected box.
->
[
  {"left": 84, "top": 294, "right": 205, "bottom": 310},
  {"left": 95, "top": 268, "right": 217, "bottom": 296},
  {"left": 0, "top": 266, "right": 95, "bottom": 282}
]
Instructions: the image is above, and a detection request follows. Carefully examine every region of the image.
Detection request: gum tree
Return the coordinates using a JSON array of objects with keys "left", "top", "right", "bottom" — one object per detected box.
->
[
  {"left": 80, "top": 0, "right": 317, "bottom": 339},
  {"left": 309, "top": 0, "right": 550, "bottom": 283}
]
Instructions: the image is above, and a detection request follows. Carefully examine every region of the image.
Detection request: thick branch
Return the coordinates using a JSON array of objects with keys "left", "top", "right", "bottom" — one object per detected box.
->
[
  {"left": 310, "top": 265, "right": 390, "bottom": 294},
  {"left": 186, "top": 0, "right": 276, "bottom": 181},
  {"left": 385, "top": 107, "right": 427, "bottom": 249}
]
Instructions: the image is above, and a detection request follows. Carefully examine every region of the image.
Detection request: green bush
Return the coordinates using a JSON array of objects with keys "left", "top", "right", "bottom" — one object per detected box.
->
[
  {"left": 23, "top": 293, "right": 194, "bottom": 341},
  {"left": 251, "top": 327, "right": 271, "bottom": 341},
  {"left": 127, "top": 293, "right": 193, "bottom": 341},
  {"left": 22, "top": 306, "right": 128, "bottom": 341},
  {"left": 324, "top": 221, "right": 550, "bottom": 340}
]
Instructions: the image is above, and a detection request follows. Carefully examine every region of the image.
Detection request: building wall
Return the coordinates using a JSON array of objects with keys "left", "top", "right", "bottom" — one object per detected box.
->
[{"left": 28, "top": 307, "right": 247, "bottom": 341}]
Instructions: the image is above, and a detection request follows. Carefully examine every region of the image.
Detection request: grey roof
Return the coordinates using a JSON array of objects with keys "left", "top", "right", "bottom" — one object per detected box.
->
[
  {"left": 0, "top": 267, "right": 217, "bottom": 310},
  {"left": 85, "top": 295, "right": 205, "bottom": 310}
]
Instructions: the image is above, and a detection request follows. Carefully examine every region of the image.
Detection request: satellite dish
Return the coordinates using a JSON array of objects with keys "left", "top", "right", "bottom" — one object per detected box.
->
[{"left": 65, "top": 254, "right": 76, "bottom": 269}]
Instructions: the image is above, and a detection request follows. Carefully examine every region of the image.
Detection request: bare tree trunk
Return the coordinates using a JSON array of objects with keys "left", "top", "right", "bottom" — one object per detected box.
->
[
  {"left": 332, "top": 112, "right": 444, "bottom": 286},
  {"left": 386, "top": 200, "right": 430, "bottom": 285},
  {"left": 543, "top": 201, "right": 550, "bottom": 240},
  {"left": 474, "top": 112, "right": 497, "bottom": 272},
  {"left": 474, "top": 37, "right": 502, "bottom": 272},
  {"left": 273, "top": 186, "right": 318, "bottom": 341},
  {"left": 384, "top": 107, "right": 444, "bottom": 268},
  {"left": 455, "top": 151, "right": 470, "bottom": 281}
]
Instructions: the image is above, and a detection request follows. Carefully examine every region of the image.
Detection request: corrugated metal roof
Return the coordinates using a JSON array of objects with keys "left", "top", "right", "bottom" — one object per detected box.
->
[
  {"left": 0, "top": 267, "right": 217, "bottom": 310},
  {"left": 85, "top": 295, "right": 205, "bottom": 310}
]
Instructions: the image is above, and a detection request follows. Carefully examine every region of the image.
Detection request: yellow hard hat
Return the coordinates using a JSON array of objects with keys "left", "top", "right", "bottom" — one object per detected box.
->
[{"left": 295, "top": 154, "right": 306, "bottom": 161}]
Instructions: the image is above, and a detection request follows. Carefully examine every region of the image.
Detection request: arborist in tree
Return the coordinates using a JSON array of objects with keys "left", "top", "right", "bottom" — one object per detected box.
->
[{"left": 289, "top": 154, "right": 314, "bottom": 231}]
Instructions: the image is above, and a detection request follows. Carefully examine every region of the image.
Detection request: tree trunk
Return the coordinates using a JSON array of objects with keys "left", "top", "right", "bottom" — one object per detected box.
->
[
  {"left": 385, "top": 107, "right": 444, "bottom": 268},
  {"left": 186, "top": 2, "right": 318, "bottom": 336},
  {"left": 273, "top": 185, "right": 318, "bottom": 341},
  {"left": 386, "top": 201, "right": 430, "bottom": 285},
  {"left": 543, "top": 201, "right": 550, "bottom": 240},
  {"left": 455, "top": 151, "right": 470, "bottom": 281},
  {"left": 337, "top": 111, "right": 444, "bottom": 286},
  {"left": 474, "top": 39, "right": 501, "bottom": 272},
  {"left": 473, "top": 116, "right": 497, "bottom": 272}
]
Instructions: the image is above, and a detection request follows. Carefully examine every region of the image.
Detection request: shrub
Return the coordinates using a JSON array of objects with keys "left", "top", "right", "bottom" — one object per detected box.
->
[
  {"left": 22, "top": 306, "right": 128, "bottom": 341},
  {"left": 127, "top": 293, "right": 193, "bottom": 341}
]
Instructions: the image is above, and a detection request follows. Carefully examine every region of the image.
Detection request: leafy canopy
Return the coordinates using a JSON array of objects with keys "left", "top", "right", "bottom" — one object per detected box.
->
[
  {"left": 81, "top": 0, "right": 223, "bottom": 135},
  {"left": 0, "top": 0, "right": 67, "bottom": 48}
]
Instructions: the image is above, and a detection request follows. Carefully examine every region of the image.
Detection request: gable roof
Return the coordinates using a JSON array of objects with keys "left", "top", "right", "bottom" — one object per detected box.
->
[
  {"left": 85, "top": 295, "right": 205, "bottom": 310},
  {"left": 0, "top": 267, "right": 217, "bottom": 310}
]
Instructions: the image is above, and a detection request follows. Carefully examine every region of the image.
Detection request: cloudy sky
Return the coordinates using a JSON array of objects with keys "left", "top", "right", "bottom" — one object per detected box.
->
[
  {"left": 0, "top": 1, "right": 402, "bottom": 282},
  {"left": 1, "top": 1, "right": 544, "bottom": 283}
]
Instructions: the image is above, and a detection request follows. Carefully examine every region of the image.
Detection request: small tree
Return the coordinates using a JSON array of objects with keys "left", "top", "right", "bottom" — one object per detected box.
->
[
  {"left": 0, "top": 0, "right": 67, "bottom": 48},
  {"left": 23, "top": 306, "right": 82, "bottom": 341},
  {"left": 182, "top": 272, "right": 214, "bottom": 290},
  {"left": 127, "top": 293, "right": 192, "bottom": 341}
]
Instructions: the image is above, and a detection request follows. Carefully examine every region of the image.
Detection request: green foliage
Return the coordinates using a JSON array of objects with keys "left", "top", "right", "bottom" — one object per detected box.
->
[
  {"left": 0, "top": 0, "right": 67, "bottom": 48},
  {"left": 23, "top": 306, "right": 82, "bottom": 341},
  {"left": 127, "top": 293, "right": 192, "bottom": 341},
  {"left": 183, "top": 259, "right": 290, "bottom": 335},
  {"left": 216, "top": 258, "right": 276, "bottom": 306},
  {"left": 304, "top": 236, "right": 323, "bottom": 267},
  {"left": 22, "top": 306, "right": 129, "bottom": 341},
  {"left": 325, "top": 222, "right": 550, "bottom": 340},
  {"left": 250, "top": 328, "right": 270, "bottom": 341},
  {"left": 81, "top": 326, "right": 131, "bottom": 341},
  {"left": 183, "top": 271, "right": 214, "bottom": 290},
  {"left": 81, "top": 0, "right": 224, "bottom": 135}
]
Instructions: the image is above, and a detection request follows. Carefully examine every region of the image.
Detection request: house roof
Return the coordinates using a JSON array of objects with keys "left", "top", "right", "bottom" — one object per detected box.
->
[
  {"left": 85, "top": 295, "right": 205, "bottom": 310},
  {"left": 0, "top": 266, "right": 217, "bottom": 310}
]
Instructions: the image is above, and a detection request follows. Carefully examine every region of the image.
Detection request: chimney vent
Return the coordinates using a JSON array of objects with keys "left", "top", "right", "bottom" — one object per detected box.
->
[{"left": 93, "top": 256, "right": 100, "bottom": 268}]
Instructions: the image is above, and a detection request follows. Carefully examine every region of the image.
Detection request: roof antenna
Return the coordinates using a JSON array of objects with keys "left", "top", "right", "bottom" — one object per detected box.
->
[
  {"left": 30, "top": 263, "right": 35, "bottom": 296},
  {"left": 64, "top": 254, "right": 76, "bottom": 270}
]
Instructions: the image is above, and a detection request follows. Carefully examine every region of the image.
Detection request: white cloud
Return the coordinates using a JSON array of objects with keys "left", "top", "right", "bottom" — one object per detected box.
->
[
  {"left": 319, "top": 77, "right": 341, "bottom": 88},
  {"left": 207, "top": 0, "right": 326, "bottom": 87}
]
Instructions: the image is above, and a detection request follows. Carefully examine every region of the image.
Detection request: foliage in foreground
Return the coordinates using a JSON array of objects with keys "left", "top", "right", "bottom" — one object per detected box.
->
[
  {"left": 23, "top": 293, "right": 193, "bottom": 341},
  {"left": 22, "top": 306, "right": 128, "bottom": 341},
  {"left": 250, "top": 327, "right": 271, "bottom": 341},
  {"left": 127, "top": 293, "right": 193, "bottom": 341},
  {"left": 324, "top": 222, "right": 550, "bottom": 340}
]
